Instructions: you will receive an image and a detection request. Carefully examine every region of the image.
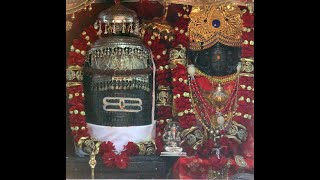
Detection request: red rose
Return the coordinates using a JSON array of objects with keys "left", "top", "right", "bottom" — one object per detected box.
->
[
  {"left": 67, "top": 52, "right": 85, "bottom": 66},
  {"left": 81, "top": 26, "right": 98, "bottom": 44},
  {"left": 219, "top": 137, "right": 240, "bottom": 156},
  {"left": 242, "top": 31, "right": 254, "bottom": 41},
  {"left": 115, "top": 152, "right": 129, "bottom": 169},
  {"left": 150, "top": 38, "right": 161, "bottom": 50},
  {"left": 183, "top": 145, "right": 195, "bottom": 156},
  {"left": 208, "top": 155, "right": 227, "bottom": 170},
  {"left": 102, "top": 151, "right": 116, "bottom": 168},
  {"left": 156, "top": 120, "right": 166, "bottom": 130},
  {"left": 157, "top": 106, "right": 172, "bottom": 118},
  {"left": 69, "top": 114, "right": 85, "bottom": 125},
  {"left": 75, "top": 129, "right": 89, "bottom": 138},
  {"left": 151, "top": 43, "right": 166, "bottom": 55},
  {"left": 179, "top": 115, "right": 196, "bottom": 129},
  {"left": 72, "top": 39, "right": 87, "bottom": 51},
  {"left": 123, "top": 142, "right": 139, "bottom": 156},
  {"left": 99, "top": 141, "right": 115, "bottom": 154},
  {"left": 67, "top": 96, "right": 84, "bottom": 105},
  {"left": 241, "top": 45, "right": 254, "bottom": 58},
  {"left": 68, "top": 103, "right": 84, "bottom": 113},
  {"left": 242, "top": 12, "right": 254, "bottom": 28},
  {"left": 172, "top": 32, "right": 189, "bottom": 48}
]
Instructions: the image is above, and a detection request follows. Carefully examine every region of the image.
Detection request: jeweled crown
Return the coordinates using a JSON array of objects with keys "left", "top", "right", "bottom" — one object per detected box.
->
[{"left": 188, "top": 2, "right": 243, "bottom": 51}]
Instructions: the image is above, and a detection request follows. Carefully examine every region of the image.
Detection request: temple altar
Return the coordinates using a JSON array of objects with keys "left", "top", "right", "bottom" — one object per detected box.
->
[{"left": 66, "top": 0, "right": 254, "bottom": 179}]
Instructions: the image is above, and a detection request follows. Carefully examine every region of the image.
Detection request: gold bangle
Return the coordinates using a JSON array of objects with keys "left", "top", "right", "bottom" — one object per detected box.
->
[
  {"left": 240, "top": 73, "right": 254, "bottom": 77},
  {"left": 66, "top": 82, "right": 82, "bottom": 87},
  {"left": 241, "top": 58, "right": 254, "bottom": 62}
]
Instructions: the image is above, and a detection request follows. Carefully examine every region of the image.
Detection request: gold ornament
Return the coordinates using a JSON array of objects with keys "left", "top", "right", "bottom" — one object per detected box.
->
[
  {"left": 66, "top": 20, "right": 73, "bottom": 31},
  {"left": 188, "top": 3, "right": 243, "bottom": 50}
]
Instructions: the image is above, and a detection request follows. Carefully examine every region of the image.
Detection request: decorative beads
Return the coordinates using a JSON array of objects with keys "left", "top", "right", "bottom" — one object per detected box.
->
[
  {"left": 74, "top": 110, "right": 79, "bottom": 114},
  {"left": 80, "top": 111, "right": 85, "bottom": 116},
  {"left": 75, "top": 93, "right": 79, "bottom": 96},
  {"left": 68, "top": 94, "right": 73, "bottom": 99},
  {"left": 81, "top": 126, "right": 86, "bottom": 130}
]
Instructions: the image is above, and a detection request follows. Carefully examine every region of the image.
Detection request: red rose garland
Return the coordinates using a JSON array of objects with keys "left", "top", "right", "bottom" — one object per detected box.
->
[
  {"left": 170, "top": 4, "right": 197, "bottom": 155},
  {"left": 67, "top": 25, "right": 149, "bottom": 170},
  {"left": 142, "top": 23, "right": 173, "bottom": 154}
]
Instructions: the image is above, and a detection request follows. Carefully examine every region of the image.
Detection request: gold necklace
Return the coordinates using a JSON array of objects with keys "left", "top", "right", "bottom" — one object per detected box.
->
[
  {"left": 195, "top": 67, "right": 239, "bottom": 84},
  {"left": 189, "top": 80, "right": 234, "bottom": 132}
]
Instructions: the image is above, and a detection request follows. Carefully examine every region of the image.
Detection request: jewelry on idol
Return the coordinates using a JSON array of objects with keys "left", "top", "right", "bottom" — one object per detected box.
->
[{"left": 188, "top": 62, "right": 241, "bottom": 141}]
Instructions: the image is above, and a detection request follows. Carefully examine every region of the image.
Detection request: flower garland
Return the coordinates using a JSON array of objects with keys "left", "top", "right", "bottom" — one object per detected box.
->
[
  {"left": 170, "top": 4, "right": 197, "bottom": 155},
  {"left": 67, "top": 25, "right": 153, "bottom": 170}
]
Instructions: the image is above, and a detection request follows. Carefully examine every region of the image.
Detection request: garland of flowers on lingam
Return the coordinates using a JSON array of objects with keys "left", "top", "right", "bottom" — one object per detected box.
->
[
  {"left": 67, "top": 25, "right": 149, "bottom": 169},
  {"left": 141, "top": 23, "right": 173, "bottom": 154}
]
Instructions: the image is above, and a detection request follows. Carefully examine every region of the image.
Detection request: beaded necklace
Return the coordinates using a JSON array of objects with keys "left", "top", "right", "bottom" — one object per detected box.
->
[{"left": 188, "top": 66, "right": 240, "bottom": 138}]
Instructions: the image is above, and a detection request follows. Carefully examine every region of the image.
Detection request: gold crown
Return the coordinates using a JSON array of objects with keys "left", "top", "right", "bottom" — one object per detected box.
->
[{"left": 188, "top": 3, "right": 243, "bottom": 51}]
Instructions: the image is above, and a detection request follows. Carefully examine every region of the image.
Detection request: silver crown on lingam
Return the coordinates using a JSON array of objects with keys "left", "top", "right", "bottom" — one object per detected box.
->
[
  {"left": 161, "top": 119, "right": 186, "bottom": 156},
  {"left": 94, "top": 0, "right": 140, "bottom": 36}
]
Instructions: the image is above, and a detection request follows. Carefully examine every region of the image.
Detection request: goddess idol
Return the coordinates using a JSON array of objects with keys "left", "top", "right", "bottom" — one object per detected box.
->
[{"left": 171, "top": 1, "right": 254, "bottom": 179}]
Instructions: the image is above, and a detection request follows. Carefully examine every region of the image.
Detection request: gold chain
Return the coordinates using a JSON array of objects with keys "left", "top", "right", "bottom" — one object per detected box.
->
[
  {"left": 189, "top": 81, "right": 233, "bottom": 132},
  {"left": 195, "top": 68, "right": 239, "bottom": 84}
]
